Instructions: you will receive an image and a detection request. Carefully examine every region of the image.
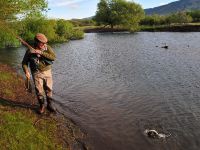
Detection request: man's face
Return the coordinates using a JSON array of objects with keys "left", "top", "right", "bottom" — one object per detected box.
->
[{"left": 37, "top": 42, "right": 46, "bottom": 50}]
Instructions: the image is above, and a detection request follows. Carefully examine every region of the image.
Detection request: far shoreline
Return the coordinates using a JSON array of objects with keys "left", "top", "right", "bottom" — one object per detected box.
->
[{"left": 83, "top": 24, "right": 200, "bottom": 33}]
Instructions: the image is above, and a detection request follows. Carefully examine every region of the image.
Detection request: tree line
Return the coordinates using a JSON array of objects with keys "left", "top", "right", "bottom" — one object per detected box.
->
[
  {"left": 140, "top": 10, "right": 200, "bottom": 26},
  {"left": 0, "top": 0, "right": 83, "bottom": 48}
]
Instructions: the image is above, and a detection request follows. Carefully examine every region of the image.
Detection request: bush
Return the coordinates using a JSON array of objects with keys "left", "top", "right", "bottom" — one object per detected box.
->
[
  {"left": 70, "top": 29, "right": 84, "bottom": 40},
  {"left": 140, "top": 14, "right": 167, "bottom": 26},
  {"left": 7, "top": 18, "right": 85, "bottom": 46}
]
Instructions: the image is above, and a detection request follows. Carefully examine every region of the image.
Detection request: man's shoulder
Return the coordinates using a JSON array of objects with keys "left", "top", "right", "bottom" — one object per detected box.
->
[
  {"left": 47, "top": 45, "right": 55, "bottom": 53},
  {"left": 47, "top": 45, "right": 52, "bottom": 50}
]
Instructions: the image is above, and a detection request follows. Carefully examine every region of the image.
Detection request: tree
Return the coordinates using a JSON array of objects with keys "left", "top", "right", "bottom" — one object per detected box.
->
[
  {"left": 166, "top": 12, "right": 193, "bottom": 24},
  {"left": 56, "top": 19, "right": 73, "bottom": 39},
  {"left": 140, "top": 15, "right": 167, "bottom": 26},
  {"left": 0, "top": 0, "right": 47, "bottom": 47},
  {"left": 95, "top": 0, "right": 144, "bottom": 31},
  {"left": 95, "top": 0, "right": 111, "bottom": 26},
  {"left": 0, "top": 0, "right": 47, "bottom": 21},
  {"left": 187, "top": 10, "right": 200, "bottom": 22}
]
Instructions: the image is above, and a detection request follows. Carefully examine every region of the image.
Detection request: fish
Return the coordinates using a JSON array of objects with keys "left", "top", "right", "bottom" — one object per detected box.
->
[{"left": 144, "top": 129, "right": 171, "bottom": 139}]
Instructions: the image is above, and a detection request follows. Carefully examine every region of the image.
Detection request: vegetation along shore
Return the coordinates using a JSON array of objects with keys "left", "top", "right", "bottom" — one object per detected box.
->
[
  {"left": 73, "top": 0, "right": 200, "bottom": 33},
  {"left": 0, "top": 64, "right": 88, "bottom": 150}
]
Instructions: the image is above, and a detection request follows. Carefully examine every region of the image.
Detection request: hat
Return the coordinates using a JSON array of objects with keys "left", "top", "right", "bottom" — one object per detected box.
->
[{"left": 35, "top": 33, "right": 48, "bottom": 43}]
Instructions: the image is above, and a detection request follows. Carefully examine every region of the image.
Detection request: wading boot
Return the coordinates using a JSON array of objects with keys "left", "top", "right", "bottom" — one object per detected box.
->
[
  {"left": 47, "top": 98, "right": 56, "bottom": 113},
  {"left": 39, "top": 104, "right": 45, "bottom": 114},
  {"left": 38, "top": 98, "right": 45, "bottom": 114}
]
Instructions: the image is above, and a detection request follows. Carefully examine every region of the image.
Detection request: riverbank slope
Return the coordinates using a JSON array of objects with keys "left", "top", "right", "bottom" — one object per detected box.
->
[{"left": 0, "top": 64, "right": 88, "bottom": 150}]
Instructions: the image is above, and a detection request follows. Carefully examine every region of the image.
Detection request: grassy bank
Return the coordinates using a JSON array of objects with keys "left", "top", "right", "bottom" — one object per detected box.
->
[
  {"left": 141, "top": 23, "right": 200, "bottom": 32},
  {"left": 0, "top": 64, "right": 88, "bottom": 150},
  {"left": 77, "top": 23, "right": 200, "bottom": 33}
]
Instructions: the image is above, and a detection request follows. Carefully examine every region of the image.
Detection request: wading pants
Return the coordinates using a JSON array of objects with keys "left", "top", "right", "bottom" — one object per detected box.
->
[{"left": 32, "top": 69, "right": 53, "bottom": 105}]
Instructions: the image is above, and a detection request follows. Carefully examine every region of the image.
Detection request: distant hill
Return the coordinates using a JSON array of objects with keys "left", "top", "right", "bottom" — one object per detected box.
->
[{"left": 145, "top": 0, "right": 200, "bottom": 15}]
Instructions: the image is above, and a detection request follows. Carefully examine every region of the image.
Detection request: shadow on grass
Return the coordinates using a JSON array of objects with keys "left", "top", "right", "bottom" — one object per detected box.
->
[{"left": 0, "top": 97, "right": 38, "bottom": 113}]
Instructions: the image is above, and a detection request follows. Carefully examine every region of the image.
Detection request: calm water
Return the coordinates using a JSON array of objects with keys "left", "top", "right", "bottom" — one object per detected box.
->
[{"left": 1, "top": 32, "right": 200, "bottom": 150}]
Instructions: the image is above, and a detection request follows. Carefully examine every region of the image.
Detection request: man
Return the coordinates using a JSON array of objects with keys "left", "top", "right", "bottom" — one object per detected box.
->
[{"left": 22, "top": 33, "right": 56, "bottom": 114}]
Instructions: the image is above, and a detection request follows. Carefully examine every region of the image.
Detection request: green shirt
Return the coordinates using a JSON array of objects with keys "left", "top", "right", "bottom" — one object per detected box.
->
[{"left": 22, "top": 45, "right": 56, "bottom": 73}]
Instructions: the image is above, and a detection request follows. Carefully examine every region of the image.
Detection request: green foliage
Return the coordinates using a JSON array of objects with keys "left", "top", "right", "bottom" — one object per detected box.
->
[
  {"left": 19, "top": 18, "right": 84, "bottom": 43},
  {"left": 0, "top": 72, "right": 13, "bottom": 81},
  {"left": 0, "top": 0, "right": 47, "bottom": 21},
  {"left": 141, "top": 10, "right": 198, "bottom": 27},
  {"left": 187, "top": 10, "right": 200, "bottom": 22},
  {"left": 95, "top": 0, "right": 111, "bottom": 26},
  {"left": 0, "top": 0, "right": 83, "bottom": 47},
  {"left": 0, "top": 17, "right": 84, "bottom": 47},
  {"left": 95, "top": 0, "right": 144, "bottom": 31},
  {"left": 140, "top": 15, "right": 167, "bottom": 26},
  {"left": 166, "top": 12, "right": 193, "bottom": 24},
  {"left": 20, "top": 18, "right": 57, "bottom": 43},
  {"left": 0, "top": 0, "right": 47, "bottom": 47},
  {"left": 56, "top": 19, "right": 73, "bottom": 39},
  {"left": 70, "top": 29, "right": 84, "bottom": 40}
]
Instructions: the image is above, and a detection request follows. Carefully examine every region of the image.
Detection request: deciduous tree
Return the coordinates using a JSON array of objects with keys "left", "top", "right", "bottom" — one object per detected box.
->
[{"left": 95, "top": 0, "right": 144, "bottom": 31}]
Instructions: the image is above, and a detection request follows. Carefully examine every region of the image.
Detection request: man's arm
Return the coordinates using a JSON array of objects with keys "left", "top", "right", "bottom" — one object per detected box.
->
[{"left": 40, "top": 45, "right": 56, "bottom": 61}]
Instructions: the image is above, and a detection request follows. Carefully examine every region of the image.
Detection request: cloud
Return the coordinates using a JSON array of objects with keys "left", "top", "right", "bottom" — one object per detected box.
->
[
  {"left": 48, "top": 0, "right": 85, "bottom": 8},
  {"left": 159, "top": 0, "right": 178, "bottom": 6}
]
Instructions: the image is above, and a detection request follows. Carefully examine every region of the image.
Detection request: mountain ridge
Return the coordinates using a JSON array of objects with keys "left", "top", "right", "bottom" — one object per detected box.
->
[{"left": 145, "top": 0, "right": 200, "bottom": 15}]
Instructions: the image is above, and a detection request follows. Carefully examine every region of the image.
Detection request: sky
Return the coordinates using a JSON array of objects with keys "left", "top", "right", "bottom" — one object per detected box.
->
[{"left": 47, "top": 0, "right": 177, "bottom": 19}]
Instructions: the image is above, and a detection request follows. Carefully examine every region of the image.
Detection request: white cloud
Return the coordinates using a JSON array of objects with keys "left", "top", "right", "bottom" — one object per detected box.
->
[
  {"left": 159, "top": 0, "right": 178, "bottom": 6},
  {"left": 48, "top": 0, "right": 84, "bottom": 8}
]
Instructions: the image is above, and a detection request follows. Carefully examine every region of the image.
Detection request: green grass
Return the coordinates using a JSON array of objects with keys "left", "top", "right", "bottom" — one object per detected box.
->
[
  {"left": 0, "top": 71, "right": 20, "bottom": 97},
  {"left": 0, "top": 72, "right": 13, "bottom": 81},
  {"left": 0, "top": 107, "right": 63, "bottom": 150}
]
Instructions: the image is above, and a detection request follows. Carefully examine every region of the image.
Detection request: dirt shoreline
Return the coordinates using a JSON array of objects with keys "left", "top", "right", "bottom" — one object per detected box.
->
[{"left": 0, "top": 63, "right": 89, "bottom": 150}]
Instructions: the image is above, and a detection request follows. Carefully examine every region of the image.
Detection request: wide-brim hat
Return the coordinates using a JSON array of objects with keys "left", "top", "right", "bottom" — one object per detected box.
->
[{"left": 35, "top": 33, "right": 48, "bottom": 43}]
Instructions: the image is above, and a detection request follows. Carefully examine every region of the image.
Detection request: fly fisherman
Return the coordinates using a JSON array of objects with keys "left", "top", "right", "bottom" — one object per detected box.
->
[{"left": 22, "top": 33, "right": 56, "bottom": 114}]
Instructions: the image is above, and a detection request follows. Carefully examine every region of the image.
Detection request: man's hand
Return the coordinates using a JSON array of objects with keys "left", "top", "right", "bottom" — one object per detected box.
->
[
  {"left": 25, "top": 71, "right": 31, "bottom": 79},
  {"left": 33, "top": 50, "right": 42, "bottom": 55}
]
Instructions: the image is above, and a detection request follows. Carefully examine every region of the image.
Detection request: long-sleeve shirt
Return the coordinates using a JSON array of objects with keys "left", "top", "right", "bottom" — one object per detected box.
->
[{"left": 22, "top": 45, "right": 56, "bottom": 73}]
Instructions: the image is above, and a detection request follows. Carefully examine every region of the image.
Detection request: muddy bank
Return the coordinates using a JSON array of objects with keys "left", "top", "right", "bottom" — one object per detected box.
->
[{"left": 0, "top": 64, "right": 89, "bottom": 150}]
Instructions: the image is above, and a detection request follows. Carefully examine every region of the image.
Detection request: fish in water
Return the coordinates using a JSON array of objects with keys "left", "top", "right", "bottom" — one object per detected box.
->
[{"left": 144, "top": 129, "right": 171, "bottom": 139}]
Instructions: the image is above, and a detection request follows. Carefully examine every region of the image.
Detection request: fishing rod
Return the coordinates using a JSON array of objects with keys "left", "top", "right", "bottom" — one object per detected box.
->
[
  {"left": 16, "top": 37, "right": 35, "bottom": 93},
  {"left": 0, "top": 22, "right": 34, "bottom": 92}
]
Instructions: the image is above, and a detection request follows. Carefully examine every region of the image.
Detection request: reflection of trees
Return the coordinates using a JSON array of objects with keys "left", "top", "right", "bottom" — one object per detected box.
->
[{"left": 0, "top": 47, "right": 26, "bottom": 68}]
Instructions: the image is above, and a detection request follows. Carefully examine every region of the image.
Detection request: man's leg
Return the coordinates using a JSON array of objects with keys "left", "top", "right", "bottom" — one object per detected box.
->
[
  {"left": 33, "top": 73, "right": 45, "bottom": 114},
  {"left": 44, "top": 70, "right": 56, "bottom": 112}
]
